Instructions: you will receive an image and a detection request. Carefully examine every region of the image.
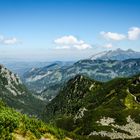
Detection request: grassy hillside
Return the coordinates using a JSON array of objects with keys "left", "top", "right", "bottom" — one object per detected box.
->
[
  {"left": 0, "top": 99, "right": 108, "bottom": 140},
  {"left": 0, "top": 100, "right": 70, "bottom": 140}
]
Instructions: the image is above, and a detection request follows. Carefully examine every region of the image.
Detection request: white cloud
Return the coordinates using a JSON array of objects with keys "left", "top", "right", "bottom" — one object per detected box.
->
[
  {"left": 54, "top": 35, "right": 83, "bottom": 45},
  {"left": 3, "top": 37, "right": 18, "bottom": 45},
  {"left": 104, "top": 43, "right": 113, "bottom": 48},
  {"left": 0, "top": 35, "right": 19, "bottom": 45},
  {"left": 100, "top": 31, "right": 126, "bottom": 41},
  {"left": 128, "top": 27, "right": 140, "bottom": 40},
  {"left": 54, "top": 35, "right": 92, "bottom": 50}
]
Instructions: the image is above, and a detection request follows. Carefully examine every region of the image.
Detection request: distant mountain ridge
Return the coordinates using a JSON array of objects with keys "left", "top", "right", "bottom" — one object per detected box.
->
[
  {"left": 23, "top": 58, "right": 140, "bottom": 102},
  {"left": 0, "top": 60, "right": 74, "bottom": 77},
  {"left": 90, "top": 48, "right": 140, "bottom": 60}
]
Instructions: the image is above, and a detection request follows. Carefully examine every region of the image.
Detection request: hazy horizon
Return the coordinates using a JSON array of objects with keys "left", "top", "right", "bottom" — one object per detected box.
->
[{"left": 0, "top": 48, "right": 140, "bottom": 62}]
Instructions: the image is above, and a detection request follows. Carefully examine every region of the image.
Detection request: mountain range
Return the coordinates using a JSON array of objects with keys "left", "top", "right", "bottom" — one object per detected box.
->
[{"left": 23, "top": 49, "right": 140, "bottom": 102}]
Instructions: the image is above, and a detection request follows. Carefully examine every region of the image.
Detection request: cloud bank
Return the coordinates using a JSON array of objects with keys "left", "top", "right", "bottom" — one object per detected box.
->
[
  {"left": 101, "top": 27, "right": 140, "bottom": 41},
  {"left": 100, "top": 31, "right": 126, "bottom": 41},
  {"left": 54, "top": 35, "right": 92, "bottom": 50},
  {"left": 128, "top": 27, "right": 140, "bottom": 40},
  {"left": 0, "top": 35, "right": 19, "bottom": 45}
]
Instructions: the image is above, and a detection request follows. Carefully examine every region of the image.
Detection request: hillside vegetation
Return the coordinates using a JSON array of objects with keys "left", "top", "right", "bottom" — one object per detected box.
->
[
  {"left": 0, "top": 100, "right": 72, "bottom": 140},
  {"left": 44, "top": 74, "right": 140, "bottom": 139}
]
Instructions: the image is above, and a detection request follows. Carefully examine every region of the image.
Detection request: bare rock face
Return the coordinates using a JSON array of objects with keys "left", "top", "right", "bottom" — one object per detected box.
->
[
  {"left": 0, "top": 64, "right": 24, "bottom": 96},
  {"left": 89, "top": 116, "right": 140, "bottom": 139}
]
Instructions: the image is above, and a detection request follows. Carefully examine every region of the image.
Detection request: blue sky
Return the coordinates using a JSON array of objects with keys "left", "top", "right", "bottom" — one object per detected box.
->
[{"left": 0, "top": 0, "right": 140, "bottom": 61}]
